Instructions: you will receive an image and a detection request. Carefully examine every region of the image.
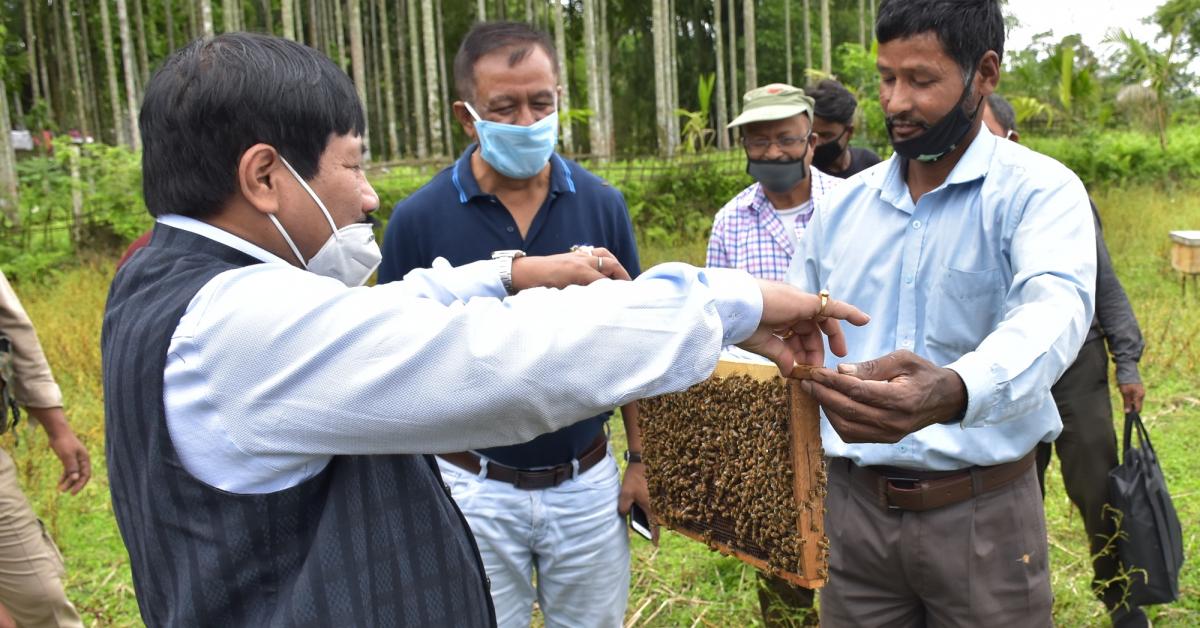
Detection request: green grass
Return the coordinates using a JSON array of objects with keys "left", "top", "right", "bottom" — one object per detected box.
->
[{"left": 2, "top": 183, "right": 1198, "bottom": 626}]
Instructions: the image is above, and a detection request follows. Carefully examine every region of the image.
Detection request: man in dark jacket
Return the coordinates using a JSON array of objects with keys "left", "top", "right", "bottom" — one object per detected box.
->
[
  {"left": 984, "top": 93, "right": 1149, "bottom": 628},
  {"left": 100, "top": 32, "right": 867, "bottom": 627}
]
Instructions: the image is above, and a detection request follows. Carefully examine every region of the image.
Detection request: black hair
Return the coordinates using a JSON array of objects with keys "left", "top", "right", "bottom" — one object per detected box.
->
[
  {"left": 876, "top": 0, "right": 1005, "bottom": 78},
  {"left": 986, "top": 93, "right": 1017, "bottom": 133},
  {"left": 453, "top": 21, "right": 559, "bottom": 103},
  {"left": 807, "top": 79, "right": 859, "bottom": 125},
  {"left": 140, "top": 32, "right": 364, "bottom": 218}
]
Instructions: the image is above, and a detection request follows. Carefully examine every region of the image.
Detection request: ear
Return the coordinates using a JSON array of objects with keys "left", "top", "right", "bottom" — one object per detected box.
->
[
  {"left": 238, "top": 143, "right": 284, "bottom": 216},
  {"left": 453, "top": 101, "right": 478, "bottom": 141},
  {"left": 975, "top": 50, "right": 1001, "bottom": 99}
]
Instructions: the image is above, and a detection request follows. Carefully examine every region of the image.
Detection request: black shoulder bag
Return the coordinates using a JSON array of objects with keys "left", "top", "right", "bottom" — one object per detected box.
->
[
  {"left": 1106, "top": 410, "right": 1184, "bottom": 606},
  {"left": 0, "top": 335, "right": 20, "bottom": 436}
]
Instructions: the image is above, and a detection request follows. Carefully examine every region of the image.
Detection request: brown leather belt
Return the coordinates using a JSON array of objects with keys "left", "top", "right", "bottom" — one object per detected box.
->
[
  {"left": 439, "top": 434, "right": 608, "bottom": 490},
  {"left": 847, "top": 450, "right": 1036, "bottom": 512}
]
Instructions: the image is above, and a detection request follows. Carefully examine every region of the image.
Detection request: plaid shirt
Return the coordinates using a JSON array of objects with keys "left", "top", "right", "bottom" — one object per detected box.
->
[{"left": 706, "top": 167, "right": 842, "bottom": 281}]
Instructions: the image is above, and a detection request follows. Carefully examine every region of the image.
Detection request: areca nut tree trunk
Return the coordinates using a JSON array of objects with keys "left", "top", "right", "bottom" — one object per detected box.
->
[
  {"left": 62, "top": 0, "right": 89, "bottom": 135},
  {"left": 820, "top": 0, "right": 832, "bottom": 73},
  {"left": 713, "top": 0, "right": 729, "bottom": 148},
  {"left": 100, "top": 0, "right": 126, "bottom": 146},
  {"left": 200, "top": 0, "right": 215, "bottom": 38},
  {"left": 667, "top": 0, "right": 679, "bottom": 151},
  {"left": 651, "top": 0, "right": 668, "bottom": 155},
  {"left": 599, "top": 0, "right": 615, "bottom": 154},
  {"left": 552, "top": 0, "right": 574, "bottom": 153},
  {"left": 117, "top": 0, "right": 142, "bottom": 150},
  {"left": 394, "top": 0, "right": 412, "bottom": 157},
  {"left": 435, "top": 0, "right": 453, "bottom": 154},
  {"left": 0, "top": 87, "right": 19, "bottom": 226},
  {"left": 348, "top": 0, "right": 370, "bottom": 160},
  {"left": 333, "top": 0, "right": 348, "bottom": 70},
  {"left": 583, "top": 0, "right": 606, "bottom": 156},
  {"left": 133, "top": 0, "right": 150, "bottom": 86},
  {"left": 859, "top": 0, "right": 867, "bottom": 47},
  {"left": 742, "top": 0, "right": 756, "bottom": 90},
  {"left": 726, "top": 0, "right": 738, "bottom": 117},
  {"left": 421, "top": 0, "right": 444, "bottom": 156},
  {"left": 378, "top": 0, "right": 399, "bottom": 158},
  {"left": 282, "top": 0, "right": 296, "bottom": 39},
  {"left": 223, "top": 0, "right": 242, "bottom": 32},
  {"left": 407, "top": 0, "right": 428, "bottom": 158},
  {"left": 803, "top": 0, "right": 813, "bottom": 74},
  {"left": 785, "top": 0, "right": 793, "bottom": 85},
  {"left": 23, "top": 0, "right": 41, "bottom": 107}
]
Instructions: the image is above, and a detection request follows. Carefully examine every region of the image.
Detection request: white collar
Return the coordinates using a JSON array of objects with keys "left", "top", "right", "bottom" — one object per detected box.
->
[{"left": 157, "top": 214, "right": 291, "bottom": 265}]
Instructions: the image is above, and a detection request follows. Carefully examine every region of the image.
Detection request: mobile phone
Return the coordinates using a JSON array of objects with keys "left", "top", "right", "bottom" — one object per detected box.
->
[{"left": 629, "top": 503, "right": 653, "bottom": 541}]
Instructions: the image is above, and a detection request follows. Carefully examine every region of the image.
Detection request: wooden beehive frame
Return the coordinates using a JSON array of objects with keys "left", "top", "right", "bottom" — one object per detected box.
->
[{"left": 641, "top": 358, "right": 827, "bottom": 588}]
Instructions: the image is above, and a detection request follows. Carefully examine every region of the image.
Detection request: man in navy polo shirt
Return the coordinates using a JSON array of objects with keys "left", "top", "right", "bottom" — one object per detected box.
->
[{"left": 379, "top": 21, "right": 647, "bottom": 628}]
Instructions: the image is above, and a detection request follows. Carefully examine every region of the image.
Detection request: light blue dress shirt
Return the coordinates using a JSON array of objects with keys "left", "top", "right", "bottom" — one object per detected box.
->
[{"left": 788, "top": 128, "right": 1096, "bottom": 470}]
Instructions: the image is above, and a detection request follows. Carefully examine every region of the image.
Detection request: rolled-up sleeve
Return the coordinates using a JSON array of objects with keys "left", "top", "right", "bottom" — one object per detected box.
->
[{"left": 0, "top": 272, "right": 62, "bottom": 408}]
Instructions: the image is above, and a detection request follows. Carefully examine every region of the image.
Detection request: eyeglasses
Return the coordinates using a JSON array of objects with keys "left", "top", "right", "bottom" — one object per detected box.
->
[{"left": 741, "top": 133, "right": 812, "bottom": 154}]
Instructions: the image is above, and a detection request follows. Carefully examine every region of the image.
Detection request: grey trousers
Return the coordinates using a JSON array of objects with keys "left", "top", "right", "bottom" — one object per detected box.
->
[
  {"left": 819, "top": 457, "right": 1052, "bottom": 628},
  {"left": 1044, "top": 336, "right": 1124, "bottom": 612}
]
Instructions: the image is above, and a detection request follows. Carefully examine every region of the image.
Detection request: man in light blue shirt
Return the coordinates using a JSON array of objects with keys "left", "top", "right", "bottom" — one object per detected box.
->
[{"left": 788, "top": 0, "right": 1095, "bottom": 625}]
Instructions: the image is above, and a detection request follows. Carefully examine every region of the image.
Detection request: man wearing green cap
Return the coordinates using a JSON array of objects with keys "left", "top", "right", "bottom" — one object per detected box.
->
[
  {"left": 706, "top": 83, "right": 840, "bottom": 626},
  {"left": 707, "top": 84, "right": 842, "bottom": 284}
]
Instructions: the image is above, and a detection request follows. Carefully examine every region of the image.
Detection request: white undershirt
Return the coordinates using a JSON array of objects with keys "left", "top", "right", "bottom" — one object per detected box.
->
[
  {"left": 157, "top": 215, "right": 763, "bottom": 493},
  {"left": 773, "top": 200, "right": 814, "bottom": 253}
]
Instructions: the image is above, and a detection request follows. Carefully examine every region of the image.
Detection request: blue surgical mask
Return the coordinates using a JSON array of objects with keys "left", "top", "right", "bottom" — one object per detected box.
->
[{"left": 464, "top": 101, "right": 559, "bottom": 179}]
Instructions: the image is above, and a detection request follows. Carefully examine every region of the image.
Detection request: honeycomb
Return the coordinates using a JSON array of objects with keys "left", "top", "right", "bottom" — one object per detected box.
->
[{"left": 639, "top": 360, "right": 828, "bottom": 586}]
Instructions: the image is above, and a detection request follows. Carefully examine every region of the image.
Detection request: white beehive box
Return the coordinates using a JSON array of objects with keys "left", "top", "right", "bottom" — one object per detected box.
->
[{"left": 1170, "top": 230, "right": 1200, "bottom": 274}]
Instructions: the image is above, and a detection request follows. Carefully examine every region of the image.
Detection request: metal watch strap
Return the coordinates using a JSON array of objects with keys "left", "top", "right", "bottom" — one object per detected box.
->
[{"left": 491, "top": 250, "right": 526, "bottom": 295}]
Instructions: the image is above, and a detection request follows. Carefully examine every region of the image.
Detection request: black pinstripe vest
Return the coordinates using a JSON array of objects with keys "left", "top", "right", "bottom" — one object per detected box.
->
[{"left": 102, "top": 224, "right": 494, "bottom": 627}]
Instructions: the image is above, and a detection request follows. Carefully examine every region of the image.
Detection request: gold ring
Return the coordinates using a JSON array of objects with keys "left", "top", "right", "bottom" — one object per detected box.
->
[{"left": 817, "top": 289, "right": 830, "bottom": 319}]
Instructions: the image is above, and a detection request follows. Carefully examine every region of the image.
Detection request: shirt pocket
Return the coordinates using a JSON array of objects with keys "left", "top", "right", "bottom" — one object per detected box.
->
[{"left": 926, "top": 265, "right": 1006, "bottom": 357}]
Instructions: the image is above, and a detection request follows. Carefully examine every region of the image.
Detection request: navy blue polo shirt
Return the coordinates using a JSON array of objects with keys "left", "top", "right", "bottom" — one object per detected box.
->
[{"left": 379, "top": 144, "right": 641, "bottom": 469}]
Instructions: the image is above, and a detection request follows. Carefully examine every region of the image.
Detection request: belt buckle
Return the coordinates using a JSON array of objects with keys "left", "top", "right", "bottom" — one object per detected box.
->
[
  {"left": 511, "top": 469, "right": 538, "bottom": 490},
  {"left": 884, "top": 475, "right": 922, "bottom": 511}
]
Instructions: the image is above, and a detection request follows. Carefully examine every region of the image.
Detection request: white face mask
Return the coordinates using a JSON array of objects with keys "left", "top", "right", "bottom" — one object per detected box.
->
[{"left": 267, "top": 156, "right": 382, "bottom": 287}]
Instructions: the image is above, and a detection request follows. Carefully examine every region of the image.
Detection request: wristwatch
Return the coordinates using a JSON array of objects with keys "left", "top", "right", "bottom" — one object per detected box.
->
[
  {"left": 624, "top": 450, "right": 643, "bottom": 464},
  {"left": 491, "top": 249, "right": 526, "bottom": 296}
]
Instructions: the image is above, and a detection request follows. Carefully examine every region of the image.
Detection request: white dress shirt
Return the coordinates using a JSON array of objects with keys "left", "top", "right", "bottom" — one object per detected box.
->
[{"left": 159, "top": 215, "right": 763, "bottom": 493}]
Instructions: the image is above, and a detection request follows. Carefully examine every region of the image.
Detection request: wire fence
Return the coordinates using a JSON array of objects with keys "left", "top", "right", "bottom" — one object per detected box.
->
[{"left": 0, "top": 146, "right": 751, "bottom": 278}]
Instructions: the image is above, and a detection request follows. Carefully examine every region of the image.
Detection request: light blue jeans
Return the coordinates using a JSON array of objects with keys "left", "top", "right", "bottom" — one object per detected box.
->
[{"left": 438, "top": 453, "right": 630, "bottom": 628}]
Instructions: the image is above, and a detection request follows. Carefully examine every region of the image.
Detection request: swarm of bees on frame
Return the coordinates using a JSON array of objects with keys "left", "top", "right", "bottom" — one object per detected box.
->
[{"left": 640, "top": 374, "right": 829, "bottom": 581}]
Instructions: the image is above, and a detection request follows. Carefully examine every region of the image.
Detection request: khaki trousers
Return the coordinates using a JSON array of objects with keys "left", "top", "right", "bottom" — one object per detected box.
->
[
  {"left": 820, "top": 457, "right": 1052, "bottom": 628},
  {"left": 0, "top": 449, "right": 81, "bottom": 628}
]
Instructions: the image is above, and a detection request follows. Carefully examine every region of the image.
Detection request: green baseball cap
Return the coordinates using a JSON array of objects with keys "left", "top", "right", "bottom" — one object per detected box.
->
[{"left": 727, "top": 83, "right": 814, "bottom": 129}]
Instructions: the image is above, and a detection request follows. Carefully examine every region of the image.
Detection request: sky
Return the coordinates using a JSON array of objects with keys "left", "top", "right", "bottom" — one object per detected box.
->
[{"left": 1004, "top": 0, "right": 1167, "bottom": 60}]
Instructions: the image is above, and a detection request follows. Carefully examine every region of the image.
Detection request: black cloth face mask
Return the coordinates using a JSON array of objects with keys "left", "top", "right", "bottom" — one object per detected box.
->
[
  {"left": 811, "top": 129, "right": 848, "bottom": 171},
  {"left": 747, "top": 157, "right": 809, "bottom": 193},
  {"left": 746, "top": 141, "right": 810, "bottom": 194},
  {"left": 888, "top": 73, "right": 984, "bottom": 163}
]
